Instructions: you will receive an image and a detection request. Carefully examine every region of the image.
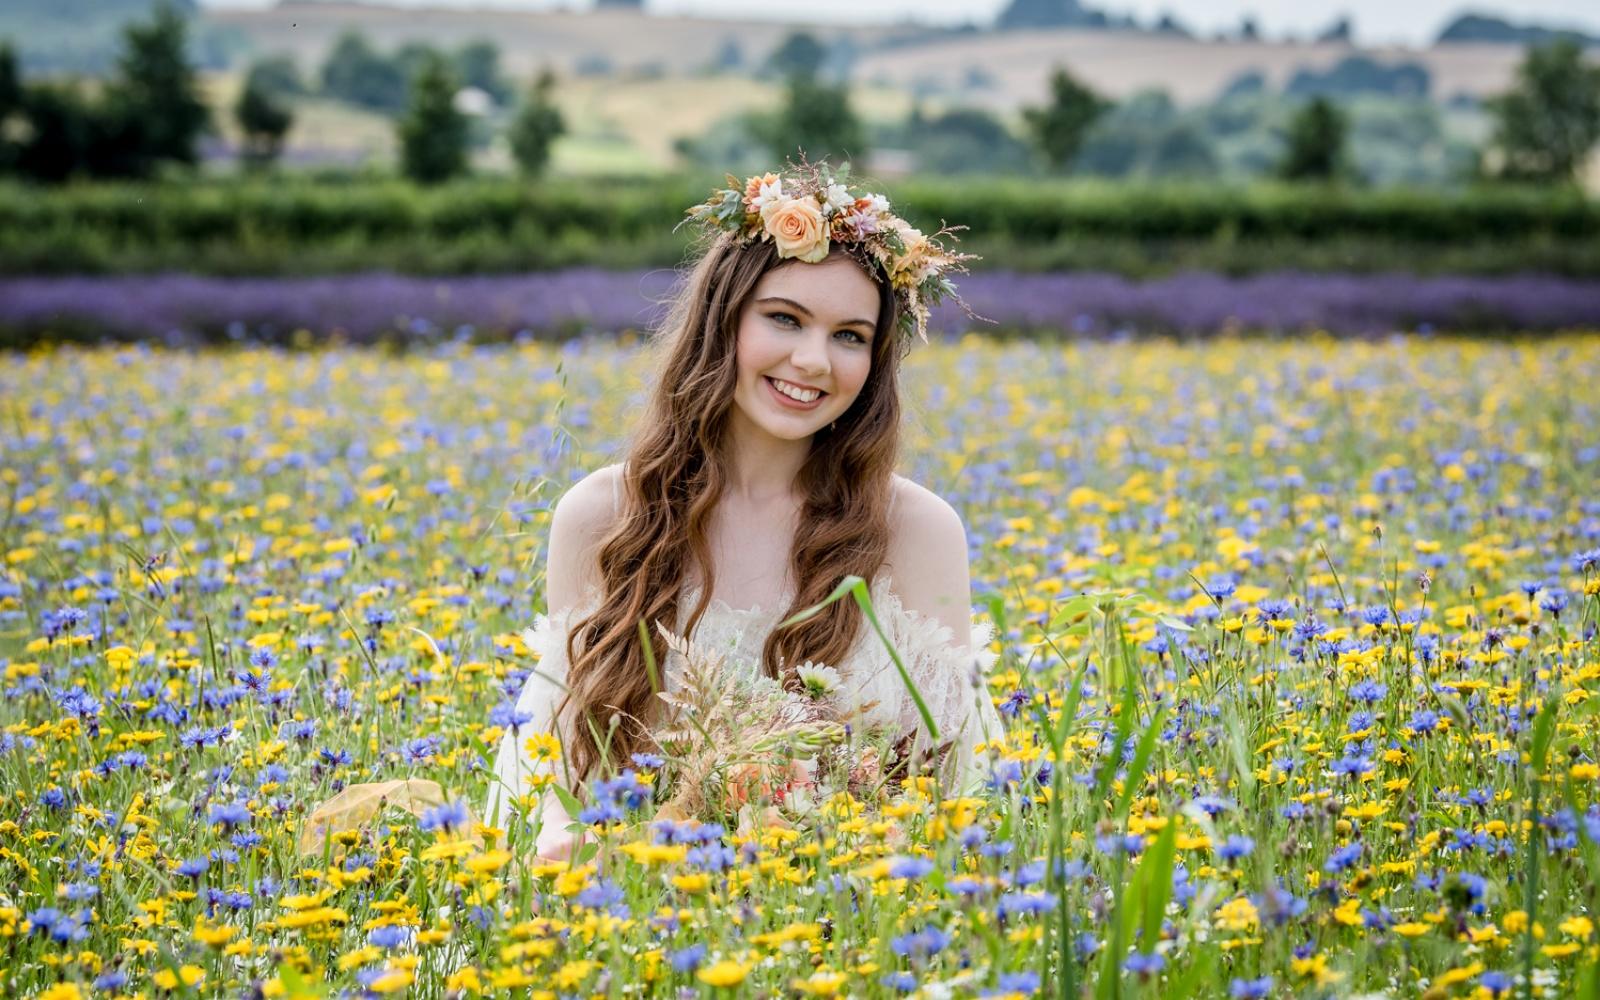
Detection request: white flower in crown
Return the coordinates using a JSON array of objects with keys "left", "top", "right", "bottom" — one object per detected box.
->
[
  {"left": 862, "top": 192, "right": 891, "bottom": 215},
  {"left": 752, "top": 176, "right": 786, "bottom": 220},
  {"left": 794, "top": 661, "right": 842, "bottom": 699},
  {"left": 821, "top": 182, "right": 854, "bottom": 218}
]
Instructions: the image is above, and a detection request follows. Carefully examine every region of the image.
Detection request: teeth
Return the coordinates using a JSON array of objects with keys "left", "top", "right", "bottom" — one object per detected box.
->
[{"left": 771, "top": 378, "right": 821, "bottom": 403}]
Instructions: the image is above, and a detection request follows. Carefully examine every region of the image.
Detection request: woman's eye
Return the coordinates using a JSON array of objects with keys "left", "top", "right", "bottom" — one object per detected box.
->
[
  {"left": 771, "top": 312, "right": 799, "bottom": 326},
  {"left": 836, "top": 329, "right": 867, "bottom": 345}
]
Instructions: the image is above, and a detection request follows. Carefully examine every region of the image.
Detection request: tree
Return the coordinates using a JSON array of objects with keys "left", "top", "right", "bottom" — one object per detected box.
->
[
  {"left": 397, "top": 51, "right": 469, "bottom": 184},
  {"left": 0, "top": 42, "right": 20, "bottom": 174},
  {"left": 13, "top": 82, "right": 97, "bottom": 182},
  {"left": 1277, "top": 96, "right": 1349, "bottom": 181},
  {"left": 1021, "top": 65, "right": 1110, "bottom": 171},
  {"left": 1485, "top": 38, "right": 1600, "bottom": 183},
  {"left": 244, "top": 54, "right": 305, "bottom": 99},
  {"left": 235, "top": 64, "right": 294, "bottom": 168},
  {"left": 109, "top": 0, "right": 211, "bottom": 168},
  {"left": 455, "top": 40, "right": 511, "bottom": 106},
  {"left": 509, "top": 68, "right": 566, "bottom": 178},
  {"left": 766, "top": 32, "right": 826, "bottom": 80},
  {"left": 756, "top": 71, "right": 865, "bottom": 165},
  {"left": 321, "top": 31, "right": 408, "bottom": 113}
]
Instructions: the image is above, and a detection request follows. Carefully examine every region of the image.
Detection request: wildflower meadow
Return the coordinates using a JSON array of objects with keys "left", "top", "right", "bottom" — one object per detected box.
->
[{"left": 4, "top": 332, "right": 1600, "bottom": 1000}]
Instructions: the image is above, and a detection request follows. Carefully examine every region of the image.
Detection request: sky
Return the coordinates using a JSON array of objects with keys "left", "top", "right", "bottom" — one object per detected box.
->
[{"left": 200, "top": 0, "right": 1600, "bottom": 49}]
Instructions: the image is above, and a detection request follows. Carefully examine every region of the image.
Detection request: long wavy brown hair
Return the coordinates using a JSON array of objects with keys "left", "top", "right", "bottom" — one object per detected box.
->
[{"left": 553, "top": 231, "right": 908, "bottom": 792}]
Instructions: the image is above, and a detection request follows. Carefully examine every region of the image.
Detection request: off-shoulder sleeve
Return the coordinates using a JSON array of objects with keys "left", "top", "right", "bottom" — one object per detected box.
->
[
  {"left": 483, "top": 603, "right": 587, "bottom": 834},
  {"left": 857, "top": 583, "right": 1007, "bottom": 798}
]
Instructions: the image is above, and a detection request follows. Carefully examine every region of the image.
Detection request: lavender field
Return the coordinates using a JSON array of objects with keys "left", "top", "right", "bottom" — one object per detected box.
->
[{"left": 3, "top": 269, "right": 1598, "bottom": 346}]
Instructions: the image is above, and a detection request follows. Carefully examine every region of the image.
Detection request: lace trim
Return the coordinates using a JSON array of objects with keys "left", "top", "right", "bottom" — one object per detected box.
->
[{"left": 495, "top": 573, "right": 1004, "bottom": 822}]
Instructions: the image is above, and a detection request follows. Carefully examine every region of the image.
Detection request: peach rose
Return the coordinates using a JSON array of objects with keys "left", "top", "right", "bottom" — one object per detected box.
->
[{"left": 764, "top": 196, "right": 830, "bottom": 263}]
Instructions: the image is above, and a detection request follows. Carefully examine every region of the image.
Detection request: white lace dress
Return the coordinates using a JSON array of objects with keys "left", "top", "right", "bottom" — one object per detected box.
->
[{"left": 483, "top": 573, "right": 1006, "bottom": 832}]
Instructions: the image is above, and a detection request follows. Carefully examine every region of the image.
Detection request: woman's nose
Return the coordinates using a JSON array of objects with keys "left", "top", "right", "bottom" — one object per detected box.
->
[{"left": 792, "top": 331, "right": 830, "bottom": 376}]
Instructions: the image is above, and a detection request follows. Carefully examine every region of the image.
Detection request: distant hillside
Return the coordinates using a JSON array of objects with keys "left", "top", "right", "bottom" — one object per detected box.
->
[
  {"left": 995, "top": 0, "right": 1138, "bottom": 32},
  {"left": 0, "top": 0, "right": 204, "bottom": 73},
  {"left": 200, "top": 4, "right": 1546, "bottom": 109},
  {"left": 1436, "top": 13, "right": 1600, "bottom": 46}
]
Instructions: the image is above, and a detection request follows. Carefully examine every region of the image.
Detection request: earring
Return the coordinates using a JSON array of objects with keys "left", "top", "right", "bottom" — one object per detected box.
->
[{"left": 829, "top": 420, "right": 837, "bottom": 432}]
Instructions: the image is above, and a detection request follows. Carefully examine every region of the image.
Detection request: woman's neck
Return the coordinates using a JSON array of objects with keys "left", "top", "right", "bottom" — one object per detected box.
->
[{"left": 722, "top": 410, "right": 812, "bottom": 505}]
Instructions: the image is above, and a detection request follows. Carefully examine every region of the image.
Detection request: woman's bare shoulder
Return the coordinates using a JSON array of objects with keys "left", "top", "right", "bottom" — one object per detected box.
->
[
  {"left": 545, "top": 464, "right": 627, "bottom": 607},
  {"left": 552, "top": 463, "right": 626, "bottom": 536},
  {"left": 883, "top": 474, "right": 971, "bottom": 635},
  {"left": 886, "top": 474, "right": 967, "bottom": 562}
]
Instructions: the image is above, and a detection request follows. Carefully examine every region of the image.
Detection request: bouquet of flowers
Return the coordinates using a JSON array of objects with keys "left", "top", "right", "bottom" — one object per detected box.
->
[{"left": 646, "top": 621, "right": 929, "bottom": 835}]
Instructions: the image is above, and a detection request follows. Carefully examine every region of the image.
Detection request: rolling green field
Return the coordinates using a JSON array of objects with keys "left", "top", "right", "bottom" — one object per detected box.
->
[{"left": 3, "top": 333, "right": 1600, "bottom": 998}]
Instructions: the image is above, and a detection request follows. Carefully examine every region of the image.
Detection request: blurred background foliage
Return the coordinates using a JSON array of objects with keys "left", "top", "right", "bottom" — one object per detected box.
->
[{"left": 0, "top": 0, "right": 1596, "bottom": 278}]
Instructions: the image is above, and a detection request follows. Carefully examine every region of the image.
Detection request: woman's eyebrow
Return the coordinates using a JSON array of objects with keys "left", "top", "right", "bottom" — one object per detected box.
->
[{"left": 756, "top": 296, "right": 875, "bottom": 331}]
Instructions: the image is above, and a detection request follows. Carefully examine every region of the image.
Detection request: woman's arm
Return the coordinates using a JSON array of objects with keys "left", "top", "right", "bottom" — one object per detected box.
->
[
  {"left": 487, "top": 464, "right": 624, "bottom": 859},
  {"left": 881, "top": 478, "right": 1002, "bottom": 792}
]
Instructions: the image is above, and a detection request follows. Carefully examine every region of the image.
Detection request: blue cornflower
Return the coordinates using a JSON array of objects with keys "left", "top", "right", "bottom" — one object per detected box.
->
[
  {"left": 1349, "top": 679, "right": 1387, "bottom": 703},
  {"left": 419, "top": 799, "right": 471, "bottom": 834},
  {"left": 594, "top": 770, "right": 650, "bottom": 810},
  {"left": 670, "top": 943, "right": 707, "bottom": 973},
  {"left": 1407, "top": 709, "right": 1440, "bottom": 734},
  {"left": 983, "top": 971, "right": 1040, "bottom": 996},
  {"left": 1357, "top": 605, "right": 1390, "bottom": 626},
  {"left": 579, "top": 798, "right": 624, "bottom": 825},
  {"left": 880, "top": 971, "right": 919, "bottom": 992},
  {"left": 1229, "top": 976, "right": 1273, "bottom": 999},
  {"left": 399, "top": 735, "right": 441, "bottom": 764},
  {"left": 1074, "top": 932, "right": 1101, "bottom": 960},
  {"left": 1007, "top": 860, "right": 1048, "bottom": 888},
  {"left": 1192, "top": 794, "right": 1232, "bottom": 817},
  {"left": 1123, "top": 950, "right": 1165, "bottom": 978},
  {"left": 988, "top": 759, "right": 1025, "bottom": 790},
  {"left": 1479, "top": 971, "right": 1514, "bottom": 996},
  {"left": 890, "top": 925, "right": 951, "bottom": 959},
  {"left": 887, "top": 855, "right": 936, "bottom": 880},
  {"left": 208, "top": 802, "right": 252, "bottom": 829},
  {"left": 995, "top": 890, "right": 1057, "bottom": 921},
  {"left": 60, "top": 881, "right": 98, "bottom": 902},
  {"left": 1257, "top": 597, "right": 1293, "bottom": 620},
  {"left": 1330, "top": 753, "right": 1375, "bottom": 778},
  {"left": 575, "top": 878, "right": 626, "bottom": 913},
  {"left": 489, "top": 702, "right": 535, "bottom": 730},
  {"left": 630, "top": 752, "right": 665, "bottom": 769},
  {"left": 946, "top": 876, "right": 986, "bottom": 896},
  {"left": 1324, "top": 843, "right": 1363, "bottom": 874},
  {"left": 176, "top": 856, "right": 210, "bottom": 878},
  {"left": 369, "top": 925, "right": 409, "bottom": 948},
  {"left": 27, "top": 907, "right": 63, "bottom": 937},
  {"left": 1218, "top": 835, "right": 1255, "bottom": 862},
  {"left": 1292, "top": 615, "right": 1328, "bottom": 642},
  {"left": 999, "top": 688, "right": 1031, "bottom": 718},
  {"left": 94, "top": 971, "right": 129, "bottom": 991}
]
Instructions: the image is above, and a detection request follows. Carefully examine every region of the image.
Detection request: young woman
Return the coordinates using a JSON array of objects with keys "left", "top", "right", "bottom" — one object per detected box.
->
[{"left": 483, "top": 161, "right": 1005, "bottom": 862}]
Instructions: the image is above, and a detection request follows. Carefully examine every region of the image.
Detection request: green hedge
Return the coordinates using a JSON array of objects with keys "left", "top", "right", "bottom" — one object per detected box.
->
[{"left": 0, "top": 175, "right": 1594, "bottom": 276}]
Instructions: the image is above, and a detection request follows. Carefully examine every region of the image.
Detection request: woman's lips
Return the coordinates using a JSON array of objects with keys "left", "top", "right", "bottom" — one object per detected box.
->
[{"left": 765, "top": 376, "right": 826, "bottom": 410}]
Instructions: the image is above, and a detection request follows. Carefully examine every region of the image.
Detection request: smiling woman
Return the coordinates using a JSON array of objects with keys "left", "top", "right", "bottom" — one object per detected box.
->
[
  {"left": 303, "top": 158, "right": 1002, "bottom": 863},
  {"left": 471, "top": 162, "right": 1003, "bottom": 860}
]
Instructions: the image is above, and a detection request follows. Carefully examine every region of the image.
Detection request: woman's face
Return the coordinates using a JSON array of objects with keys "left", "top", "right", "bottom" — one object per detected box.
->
[{"left": 731, "top": 252, "right": 880, "bottom": 442}]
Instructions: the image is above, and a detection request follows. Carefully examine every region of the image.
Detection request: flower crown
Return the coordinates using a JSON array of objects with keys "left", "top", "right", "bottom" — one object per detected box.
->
[{"left": 677, "top": 157, "right": 981, "bottom": 347}]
